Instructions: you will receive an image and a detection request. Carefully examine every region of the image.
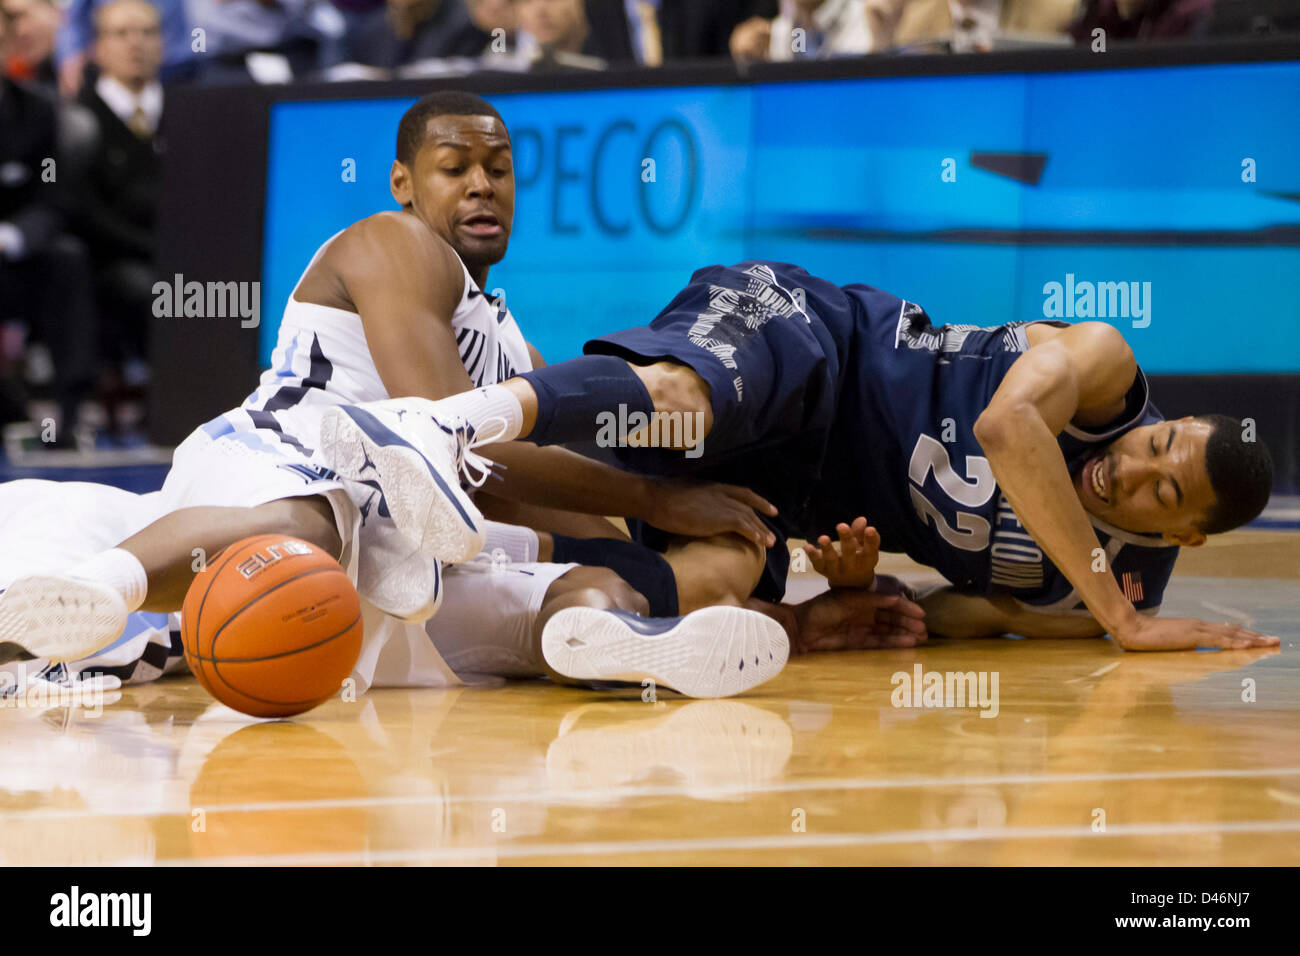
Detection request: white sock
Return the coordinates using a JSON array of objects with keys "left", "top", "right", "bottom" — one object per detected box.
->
[
  {"left": 69, "top": 548, "right": 148, "bottom": 612},
  {"left": 433, "top": 385, "right": 523, "bottom": 443},
  {"left": 482, "top": 521, "right": 539, "bottom": 563}
]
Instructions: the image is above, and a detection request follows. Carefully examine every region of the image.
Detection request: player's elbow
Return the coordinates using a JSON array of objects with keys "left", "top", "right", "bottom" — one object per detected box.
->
[{"left": 973, "top": 407, "right": 1019, "bottom": 453}]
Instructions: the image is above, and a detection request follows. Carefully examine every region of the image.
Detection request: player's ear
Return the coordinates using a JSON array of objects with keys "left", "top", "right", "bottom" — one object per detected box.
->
[
  {"left": 390, "top": 160, "right": 413, "bottom": 207},
  {"left": 1165, "top": 528, "right": 1207, "bottom": 547}
]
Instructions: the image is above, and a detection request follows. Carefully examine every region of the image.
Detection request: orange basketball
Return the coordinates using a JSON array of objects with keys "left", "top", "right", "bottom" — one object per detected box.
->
[{"left": 181, "top": 534, "right": 363, "bottom": 718}]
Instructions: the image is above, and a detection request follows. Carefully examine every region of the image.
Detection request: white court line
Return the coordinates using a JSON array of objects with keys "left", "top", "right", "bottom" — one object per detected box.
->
[
  {"left": 161, "top": 818, "right": 1300, "bottom": 867},
  {"left": 6, "top": 766, "right": 1300, "bottom": 822}
]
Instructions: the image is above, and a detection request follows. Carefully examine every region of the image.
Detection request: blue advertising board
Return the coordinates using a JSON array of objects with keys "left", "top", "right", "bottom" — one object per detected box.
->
[{"left": 263, "top": 61, "right": 1300, "bottom": 373}]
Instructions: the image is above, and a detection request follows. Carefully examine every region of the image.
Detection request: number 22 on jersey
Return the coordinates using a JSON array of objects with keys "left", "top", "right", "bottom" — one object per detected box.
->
[{"left": 907, "top": 434, "right": 995, "bottom": 552}]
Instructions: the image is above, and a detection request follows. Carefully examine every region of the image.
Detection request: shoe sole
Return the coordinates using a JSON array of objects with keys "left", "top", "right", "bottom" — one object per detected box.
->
[
  {"left": 541, "top": 606, "right": 789, "bottom": 699},
  {"left": 360, "top": 545, "right": 444, "bottom": 624},
  {"left": 319, "top": 405, "right": 485, "bottom": 563},
  {"left": 0, "top": 576, "right": 128, "bottom": 663}
]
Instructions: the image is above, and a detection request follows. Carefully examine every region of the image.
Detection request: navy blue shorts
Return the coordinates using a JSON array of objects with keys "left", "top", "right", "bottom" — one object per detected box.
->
[{"left": 584, "top": 261, "right": 855, "bottom": 601}]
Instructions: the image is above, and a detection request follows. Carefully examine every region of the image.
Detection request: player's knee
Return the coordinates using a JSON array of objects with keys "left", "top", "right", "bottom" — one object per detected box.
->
[
  {"left": 633, "top": 361, "right": 712, "bottom": 422},
  {"left": 251, "top": 497, "right": 342, "bottom": 559},
  {"left": 548, "top": 566, "right": 650, "bottom": 617},
  {"left": 681, "top": 537, "right": 764, "bottom": 609}
]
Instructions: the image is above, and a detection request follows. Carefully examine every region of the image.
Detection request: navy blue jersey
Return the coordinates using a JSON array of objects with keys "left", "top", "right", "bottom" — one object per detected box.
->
[
  {"left": 809, "top": 290, "right": 1179, "bottom": 613},
  {"left": 586, "top": 261, "right": 1179, "bottom": 613}
]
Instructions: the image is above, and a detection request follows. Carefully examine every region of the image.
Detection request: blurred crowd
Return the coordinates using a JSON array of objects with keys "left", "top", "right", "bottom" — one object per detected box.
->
[{"left": 1, "top": 0, "right": 1297, "bottom": 445}]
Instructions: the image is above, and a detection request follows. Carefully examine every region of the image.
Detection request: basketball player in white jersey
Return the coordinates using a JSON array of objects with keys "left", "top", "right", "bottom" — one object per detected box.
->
[{"left": 0, "top": 92, "right": 841, "bottom": 698}]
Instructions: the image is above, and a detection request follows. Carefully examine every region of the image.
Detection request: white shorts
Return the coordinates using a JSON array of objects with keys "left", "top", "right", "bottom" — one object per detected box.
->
[
  {"left": 1, "top": 475, "right": 579, "bottom": 693},
  {"left": 0, "top": 480, "right": 181, "bottom": 685},
  {"left": 159, "top": 407, "right": 362, "bottom": 582},
  {"left": 0, "top": 479, "right": 165, "bottom": 579},
  {"left": 422, "top": 555, "right": 578, "bottom": 683}
]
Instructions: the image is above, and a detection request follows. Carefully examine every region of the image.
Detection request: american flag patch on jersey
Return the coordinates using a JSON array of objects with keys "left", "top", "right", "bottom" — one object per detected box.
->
[{"left": 1121, "top": 571, "right": 1145, "bottom": 603}]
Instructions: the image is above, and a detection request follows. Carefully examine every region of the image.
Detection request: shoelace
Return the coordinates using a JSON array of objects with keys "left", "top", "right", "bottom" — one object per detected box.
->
[{"left": 452, "top": 415, "right": 512, "bottom": 489}]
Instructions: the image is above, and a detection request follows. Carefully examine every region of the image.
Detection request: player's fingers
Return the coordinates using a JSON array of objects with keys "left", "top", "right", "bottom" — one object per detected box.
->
[
  {"left": 837, "top": 523, "right": 857, "bottom": 555},
  {"left": 805, "top": 633, "right": 848, "bottom": 651},
  {"left": 894, "top": 596, "right": 926, "bottom": 619},
  {"left": 874, "top": 605, "right": 926, "bottom": 636},
  {"left": 1196, "top": 624, "right": 1276, "bottom": 649},
  {"left": 885, "top": 606, "right": 928, "bottom": 633},
  {"left": 728, "top": 504, "right": 774, "bottom": 546},
  {"left": 804, "top": 544, "right": 827, "bottom": 574},
  {"left": 727, "top": 485, "right": 778, "bottom": 516},
  {"left": 1230, "top": 629, "right": 1279, "bottom": 647},
  {"left": 882, "top": 630, "right": 926, "bottom": 647}
]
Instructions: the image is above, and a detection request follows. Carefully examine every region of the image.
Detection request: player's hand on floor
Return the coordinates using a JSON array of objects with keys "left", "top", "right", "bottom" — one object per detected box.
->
[
  {"left": 791, "top": 587, "right": 927, "bottom": 653},
  {"left": 1114, "top": 616, "right": 1280, "bottom": 652},
  {"left": 804, "top": 516, "right": 880, "bottom": 589},
  {"left": 645, "top": 477, "right": 778, "bottom": 548}
]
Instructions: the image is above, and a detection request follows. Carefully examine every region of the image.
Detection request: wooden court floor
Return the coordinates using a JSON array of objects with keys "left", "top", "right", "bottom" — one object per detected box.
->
[{"left": 2, "top": 530, "right": 1297, "bottom": 866}]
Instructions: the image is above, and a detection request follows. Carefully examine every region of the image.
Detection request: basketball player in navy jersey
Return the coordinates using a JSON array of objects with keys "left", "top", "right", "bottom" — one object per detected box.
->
[{"left": 357, "top": 261, "right": 1278, "bottom": 654}]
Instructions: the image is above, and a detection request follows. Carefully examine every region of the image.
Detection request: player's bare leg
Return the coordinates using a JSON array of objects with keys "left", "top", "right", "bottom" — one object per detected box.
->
[
  {"left": 0, "top": 496, "right": 340, "bottom": 664},
  {"left": 120, "top": 497, "right": 342, "bottom": 611},
  {"left": 662, "top": 531, "right": 766, "bottom": 611}
]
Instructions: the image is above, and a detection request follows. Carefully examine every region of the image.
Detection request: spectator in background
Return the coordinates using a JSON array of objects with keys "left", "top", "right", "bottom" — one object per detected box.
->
[
  {"left": 344, "top": 0, "right": 488, "bottom": 69},
  {"left": 866, "top": 0, "right": 1076, "bottom": 52},
  {"left": 55, "top": 0, "right": 192, "bottom": 95},
  {"left": 0, "top": 16, "right": 100, "bottom": 436},
  {"left": 466, "top": 0, "right": 513, "bottom": 38},
  {"left": 659, "top": 0, "right": 776, "bottom": 61},
  {"left": 1, "top": 0, "right": 59, "bottom": 89},
  {"left": 515, "top": 0, "right": 636, "bottom": 69},
  {"left": 730, "top": 0, "right": 872, "bottom": 63},
  {"left": 75, "top": 0, "right": 163, "bottom": 396},
  {"left": 187, "top": 0, "right": 344, "bottom": 83},
  {"left": 1070, "top": 0, "right": 1219, "bottom": 42}
]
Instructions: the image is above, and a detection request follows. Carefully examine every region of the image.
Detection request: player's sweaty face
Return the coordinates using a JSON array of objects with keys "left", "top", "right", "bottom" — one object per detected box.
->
[
  {"left": 1073, "top": 418, "right": 1217, "bottom": 541},
  {"left": 409, "top": 115, "right": 515, "bottom": 272}
]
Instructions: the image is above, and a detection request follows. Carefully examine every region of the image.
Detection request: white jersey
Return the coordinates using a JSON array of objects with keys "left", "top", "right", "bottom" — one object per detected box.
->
[
  {"left": 242, "top": 231, "right": 532, "bottom": 419},
  {"left": 157, "top": 228, "right": 541, "bottom": 695}
]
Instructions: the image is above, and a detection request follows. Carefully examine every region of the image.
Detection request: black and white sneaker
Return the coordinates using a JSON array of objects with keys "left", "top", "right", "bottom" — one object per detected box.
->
[{"left": 541, "top": 606, "right": 789, "bottom": 699}]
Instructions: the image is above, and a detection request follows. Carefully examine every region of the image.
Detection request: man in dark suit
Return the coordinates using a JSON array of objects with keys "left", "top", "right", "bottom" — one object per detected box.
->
[
  {"left": 0, "top": 15, "right": 99, "bottom": 434},
  {"left": 345, "top": 0, "right": 491, "bottom": 68},
  {"left": 75, "top": 0, "right": 163, "bottom": 376}
]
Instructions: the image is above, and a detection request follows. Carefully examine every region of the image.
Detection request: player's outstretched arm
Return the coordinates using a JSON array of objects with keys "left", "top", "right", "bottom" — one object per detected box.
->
[
  {"left": 972, "top": 323, "right": 1277, "bottom": 652},
  {"left": 916, "top": 587, "right": 1105, "bottom": 640},
  {"left": 485, "top": 442, "right": 779, "bottom": 548}
]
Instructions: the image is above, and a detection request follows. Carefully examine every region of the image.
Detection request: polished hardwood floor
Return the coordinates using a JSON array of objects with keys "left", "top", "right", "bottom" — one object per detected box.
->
[{"left": 2, "top": 531, "right": 1297, "bottom": 865}]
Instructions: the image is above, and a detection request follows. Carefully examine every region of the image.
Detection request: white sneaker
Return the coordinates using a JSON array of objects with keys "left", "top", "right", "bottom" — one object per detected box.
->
[
  {"left": 320, "top": 400, "right": 489, "bottom": 561},
  {"left": 0, "top": 576, "right": 128, "bottom": 664},
  {"left": 541, "top": 606, "right": 789, "bottom": 699},
  {"left": 354, "top": 535, "right": 444, "bottom": 624}
]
